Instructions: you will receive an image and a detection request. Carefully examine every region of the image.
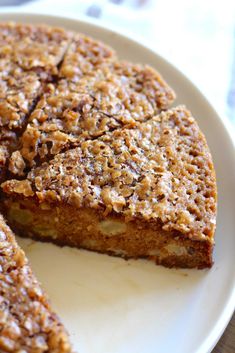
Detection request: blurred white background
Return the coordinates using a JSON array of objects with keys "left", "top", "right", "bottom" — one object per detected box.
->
[{"left": 1, "top": 0, "right": 235, "bottom": 127}]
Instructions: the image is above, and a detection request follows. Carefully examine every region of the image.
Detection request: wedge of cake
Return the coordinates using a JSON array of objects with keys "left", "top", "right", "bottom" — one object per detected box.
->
[
  {"left": 0, "top": 214, "right": 72, "bottom": 352},
  {"left": 2, "top": 106, "right": 217, "bottom": 268}
]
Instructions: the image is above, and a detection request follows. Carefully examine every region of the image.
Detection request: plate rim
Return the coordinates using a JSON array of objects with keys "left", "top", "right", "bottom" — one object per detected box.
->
[{"left": 0, "top": 11, "right": 234, "bottom": 353}]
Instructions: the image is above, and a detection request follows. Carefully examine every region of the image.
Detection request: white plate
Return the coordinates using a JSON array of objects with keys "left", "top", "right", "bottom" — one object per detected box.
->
[{"left": 1, "top": 12, "right": 235, "bottom": 353}]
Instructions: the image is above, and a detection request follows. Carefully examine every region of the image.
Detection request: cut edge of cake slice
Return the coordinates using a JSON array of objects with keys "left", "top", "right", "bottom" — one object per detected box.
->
[
  {"left": 1, "top": 105, "right": 217, "bottom": 269},
  {"left": 0, "top": 213, "right": 72, "bottom": 352}
]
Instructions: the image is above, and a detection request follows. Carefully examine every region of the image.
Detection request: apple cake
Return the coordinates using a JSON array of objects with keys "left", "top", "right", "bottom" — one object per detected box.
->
[
  {"left": 0, "top": 20, "right": 217, "bottom": 353},
  {"left": 2, "top": 106, "right": 217, "bottom": 268}
]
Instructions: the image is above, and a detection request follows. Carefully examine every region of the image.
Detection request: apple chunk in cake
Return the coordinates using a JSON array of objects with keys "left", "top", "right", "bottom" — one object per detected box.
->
[{"left": 2, "top": 106, "right": 217, "bottom": 268}]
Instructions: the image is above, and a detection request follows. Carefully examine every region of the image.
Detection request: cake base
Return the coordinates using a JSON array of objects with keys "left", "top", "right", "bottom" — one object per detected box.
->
[{"left": 4, "top": 197, "right": 213, "bottom": 269}]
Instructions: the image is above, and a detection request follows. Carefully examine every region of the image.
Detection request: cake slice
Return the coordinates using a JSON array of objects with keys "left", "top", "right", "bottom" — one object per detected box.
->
[
  {"left": 0, "top": 213, "right": 72, "bottom": 352},
  {"left": 2, "top": 106, "right": 217, "bottom": 268},
  {"left": 13, "top": 61, "right": 175, "bottom": 172}
]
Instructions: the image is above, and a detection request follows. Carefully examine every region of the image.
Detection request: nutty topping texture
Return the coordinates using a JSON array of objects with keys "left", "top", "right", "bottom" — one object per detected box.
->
[
  {"left": 59, "top": 33, "right": 116, "bottom": 80},
  {"left": 0, "top": 24, "right": 175, "bottom": 178},
  {"left": 0, "top": 214, "right": 72, "bottom": 352},
  {"left": 3, "top": 106, "right": 217, "bottom": 240},
  {"left": 0, "top": 23, "right": 72, "bottom": 181},
  {"left": 0, "top": 59, "right": 41, "bottom": 130},
  {"left": 18, "top": 61, "right": 175, "bottom": 167},
  {"left": 0, "top": 22, "right": 72, "bottom": 74},
  {"left": 0, "top": 23, "right": 71, "bottom": 131}
]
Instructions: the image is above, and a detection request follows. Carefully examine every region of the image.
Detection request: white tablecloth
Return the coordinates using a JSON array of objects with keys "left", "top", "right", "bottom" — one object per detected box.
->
[{"left": 1, "top": 0, "right": 235, "bottom": 128}]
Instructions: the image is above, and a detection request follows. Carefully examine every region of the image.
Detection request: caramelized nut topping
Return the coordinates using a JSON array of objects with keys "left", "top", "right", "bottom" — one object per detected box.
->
[{"left": 18, "top": 61, "right": 175, "bottom": 168}]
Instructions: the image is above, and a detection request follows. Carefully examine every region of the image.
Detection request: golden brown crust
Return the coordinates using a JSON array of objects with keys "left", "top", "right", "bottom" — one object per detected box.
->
[
  {"left": 0, "top": 214, "right": 72, "bottom": 352},
  {"left": 0, "top": 59, "right": 41, "bottom": 130},
  {"left": 0, "top": 22, "right": 72, "bottom": 74},
  {"left": 0, "top": 61, "right": 41, "bottom": 181},
  {"left": 0, "top": 23, "right": 72, "bottom": 181},
  {"left": 0, "top": 24, "right": 175, "bottom": 177},
  {"left": 17, "top": 61, "right": 175, "bottom": 168},
  {"left": 2, "top": 106, "right": 217, "bottom": 241},
  {"left": 59, "top": 32, "right": 116, "bottom": 79},
  {"left": 0, "top": 23, "right": 71, "bottom": 132}
]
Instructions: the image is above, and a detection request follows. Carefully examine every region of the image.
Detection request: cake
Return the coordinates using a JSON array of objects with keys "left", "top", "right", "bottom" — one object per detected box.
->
[
  {"left": 0, "top": 21, "right": 217, "bottom": 352},
  {"left": 0, "top": 214, "right": 71, "bottom": 352},
  {"left": 2, "top": 106, "right": 217, "bottom": 268}
]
